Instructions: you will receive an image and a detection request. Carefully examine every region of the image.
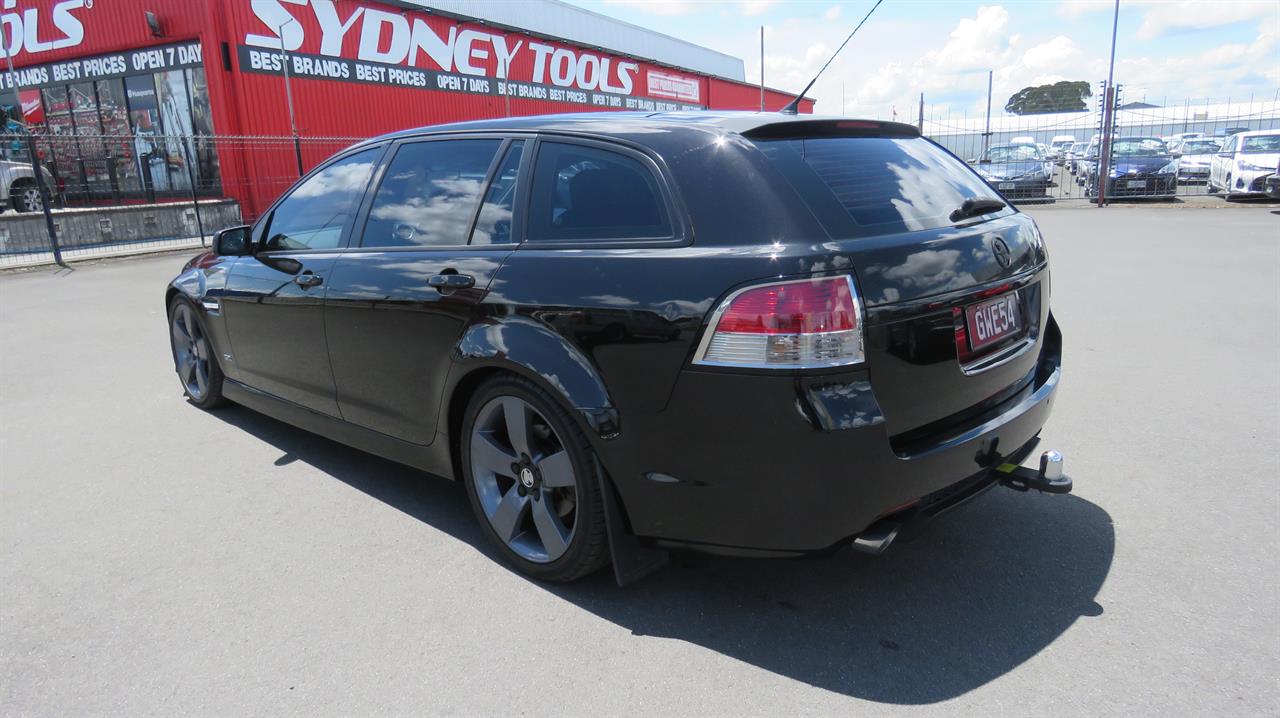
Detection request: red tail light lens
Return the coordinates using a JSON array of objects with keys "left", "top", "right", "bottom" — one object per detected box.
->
[{"left": 693, "top": 276, "right": 864, "bottom": 369}]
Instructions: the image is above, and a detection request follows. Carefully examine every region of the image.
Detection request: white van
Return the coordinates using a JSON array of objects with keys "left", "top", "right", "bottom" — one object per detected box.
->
[{"left": 1050, "top": 135, "right": 1077, "bottom": 162}]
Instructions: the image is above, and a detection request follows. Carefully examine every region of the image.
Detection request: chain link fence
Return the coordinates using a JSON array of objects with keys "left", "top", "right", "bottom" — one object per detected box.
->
[
  {"left": 2, "top": 95, "right": 1278, "bottom": 268},
  {"left": 920, "top": 92, "right": 1280, "bottom": 204},
  {"left": 0, "top": 132, "right": 365, "bottom": 268}
]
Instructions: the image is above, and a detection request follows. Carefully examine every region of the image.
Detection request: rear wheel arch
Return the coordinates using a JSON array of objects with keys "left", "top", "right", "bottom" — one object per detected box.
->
[{"left": 444, "top": 360, "right": 618, "bottom": 476}]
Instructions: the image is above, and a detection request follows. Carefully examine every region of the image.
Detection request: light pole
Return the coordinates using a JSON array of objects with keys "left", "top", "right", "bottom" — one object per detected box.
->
[
  {"left": 1096, "top": 0, "right": 1120, "bottom": 207},
  {"left": 3, "top": 44, "right": 64, "bottom": 266},
  {"left": 278, "top": 18, "right": 303, "bottom": 177}
]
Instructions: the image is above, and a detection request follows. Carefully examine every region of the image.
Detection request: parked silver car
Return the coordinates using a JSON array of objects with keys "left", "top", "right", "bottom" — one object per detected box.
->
[{"left": 0, "top": 159, "right": 57, "bottom": 212}]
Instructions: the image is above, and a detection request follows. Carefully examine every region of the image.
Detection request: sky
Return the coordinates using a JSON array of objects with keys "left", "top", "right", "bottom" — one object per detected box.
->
[{"left": 561, "top": 0, "right": 1279, "bottom": 119}]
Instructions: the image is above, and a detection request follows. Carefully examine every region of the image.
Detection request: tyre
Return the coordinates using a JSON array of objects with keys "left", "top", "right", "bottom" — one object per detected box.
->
[
  {"left": 460, "top": 375, "right": 609, "bottom": 582},
  {"left": 168, "top": 296, "right": 227, "bottom": 409},
  {"left": 11, "top": 182, "right": 42, "bottom": 213}
]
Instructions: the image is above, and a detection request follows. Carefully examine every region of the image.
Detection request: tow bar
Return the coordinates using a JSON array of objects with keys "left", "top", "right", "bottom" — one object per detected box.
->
[
  {"left": 995, "top": 450, "right": 1072, "bottom": 494},
  {"left": 850, "top": 449, "right": 1072, "bottom": 555}
]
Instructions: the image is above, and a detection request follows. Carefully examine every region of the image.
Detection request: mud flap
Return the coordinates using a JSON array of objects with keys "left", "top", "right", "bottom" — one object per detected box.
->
[{"left": 597, "top": 472, "right": 668, "bottom": 586}]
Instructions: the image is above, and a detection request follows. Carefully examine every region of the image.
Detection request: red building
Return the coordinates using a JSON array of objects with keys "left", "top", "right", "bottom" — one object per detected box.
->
[{"left": 3, "top": 0, "right": 811, "bottom": 220}]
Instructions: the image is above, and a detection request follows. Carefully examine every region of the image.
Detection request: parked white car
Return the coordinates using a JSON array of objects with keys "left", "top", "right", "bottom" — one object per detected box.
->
[
  {"left": 1170, "top": 137, "right": 1221, "bottom": 183},
  {"left": 0, "top": 160, "right": 56, "bottom": 212},
  {"left": 1208, "top": 130, "right": 1280, "bottom": 199}
]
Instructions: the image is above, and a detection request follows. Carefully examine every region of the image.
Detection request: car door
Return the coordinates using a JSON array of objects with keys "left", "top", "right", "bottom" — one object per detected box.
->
[
  {"left": 221, "top": 145, "right": 384, "bottom": 416},
  {"left": 1212, "top": 135, "right": 1236, "bottom": 187},
  {"left": 323, "top": 136, "right": 526, "bottom": 444}
]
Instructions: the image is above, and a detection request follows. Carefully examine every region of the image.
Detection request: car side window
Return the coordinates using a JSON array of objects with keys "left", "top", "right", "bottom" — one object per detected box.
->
[
  {"left": 1221, "top": 136, "right": 1237, "bottom": 153},
  {"left": 261, "top": 147, "right": 380, "bottom": 252},
  {"left": 360, "top": 139, "right": 501, "bottom": 248},
  {"left": 527, "top": 142, "right": 672, "bottom": 242},
  {"left": 471, "top": 140, "right": 524, "bottom": 246}
]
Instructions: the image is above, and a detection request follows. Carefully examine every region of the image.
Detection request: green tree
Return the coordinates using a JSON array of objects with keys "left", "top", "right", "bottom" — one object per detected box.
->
[{"left": 1004, "top": 81, "right": 1093, "bottom": 115}]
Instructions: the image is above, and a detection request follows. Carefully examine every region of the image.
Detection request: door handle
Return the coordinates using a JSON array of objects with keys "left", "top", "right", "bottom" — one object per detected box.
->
[
  {"left": 428, "top": 273, "right": 475, "bottom": 290},
  {"left": 293, "top": 272, "right": 323, "bottom": 288}
]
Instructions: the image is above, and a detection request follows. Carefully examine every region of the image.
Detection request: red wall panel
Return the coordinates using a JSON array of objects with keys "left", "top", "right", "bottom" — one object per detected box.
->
[{"left": 7, "top": 0, "right": 812, "bottom": 220}]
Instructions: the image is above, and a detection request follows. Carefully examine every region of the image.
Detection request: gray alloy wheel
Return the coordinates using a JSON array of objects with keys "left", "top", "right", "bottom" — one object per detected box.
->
[
  {"left": 469, "top": 395, "right": 579, "bottom": 563},
  {"left": 14, "top": 185, "right": 42, "bottom": 213},
  {"left": 170, "top": 302, "right": 212, "bottom": 401}
]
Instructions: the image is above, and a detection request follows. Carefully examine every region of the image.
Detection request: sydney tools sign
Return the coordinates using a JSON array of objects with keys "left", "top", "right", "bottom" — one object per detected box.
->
[{"left": 238, "top": 0, "right": 704, "bottom": 111}]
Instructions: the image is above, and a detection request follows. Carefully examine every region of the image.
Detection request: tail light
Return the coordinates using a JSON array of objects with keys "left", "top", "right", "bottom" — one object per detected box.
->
[{"left": 692, "top": 275, "right": 864, "bottom": 369}]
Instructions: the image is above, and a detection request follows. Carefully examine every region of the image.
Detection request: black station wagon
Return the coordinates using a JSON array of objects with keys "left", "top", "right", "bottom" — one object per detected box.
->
[{"left": 166, "top": 112, "right": 1069, "bottom": 584}]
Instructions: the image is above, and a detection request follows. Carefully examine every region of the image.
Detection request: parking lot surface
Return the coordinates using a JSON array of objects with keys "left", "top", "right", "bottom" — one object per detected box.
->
[{"left": 2, "top": 206, "right": 1278, "bottom": 716}]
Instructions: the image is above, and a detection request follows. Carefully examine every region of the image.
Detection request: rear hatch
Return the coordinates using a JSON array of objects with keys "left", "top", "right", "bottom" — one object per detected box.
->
[{"left": 748, "top": 123, "right": 1050, "bottom": 445}]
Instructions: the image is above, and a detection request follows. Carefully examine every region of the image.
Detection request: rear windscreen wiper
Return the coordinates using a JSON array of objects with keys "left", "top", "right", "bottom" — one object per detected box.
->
[{"left": 950, "top": 197, "right": 1007, "bottom": 222}]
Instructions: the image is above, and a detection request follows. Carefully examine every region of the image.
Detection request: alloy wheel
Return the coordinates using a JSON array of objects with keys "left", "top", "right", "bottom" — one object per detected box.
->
[
  {"left": 20, "top": 187, "right": 42, "bottom": 212},
  {"left": 170, "top": 303, "right": 211, "bottom": 400},
  {"left": 470, "top": 396, "right": 578, "bottom": 563}
]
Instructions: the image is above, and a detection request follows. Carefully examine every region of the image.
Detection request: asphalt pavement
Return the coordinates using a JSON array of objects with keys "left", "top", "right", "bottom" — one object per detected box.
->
[{"left": 1, "top": 206, "right": 1277, "bottom": 716}]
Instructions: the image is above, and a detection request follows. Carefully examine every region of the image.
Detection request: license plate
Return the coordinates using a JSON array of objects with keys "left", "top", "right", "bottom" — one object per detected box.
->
[
  {"left": 1124, "top": 179, "right": 1148, "bottom": 189},
  {"left": 998, "top": 182, "right": 1015, "bottom": 189},
  {"left": 965, "top": 292, "right": 1023, "bottom": 352}
]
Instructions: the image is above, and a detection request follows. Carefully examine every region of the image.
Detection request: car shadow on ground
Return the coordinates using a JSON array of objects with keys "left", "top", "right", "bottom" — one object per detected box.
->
[{"left": 211, "top": 404, "right": 1115, "bottom": 705}]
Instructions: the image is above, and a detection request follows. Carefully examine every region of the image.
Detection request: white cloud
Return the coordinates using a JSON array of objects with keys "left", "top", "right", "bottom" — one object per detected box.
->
[
  {"left": 603, "top": 0, "right": 698, "bottom": 16},
  {"left": 823, "top": 5, "right": 842, "bottom": 21},
  {"left": 741, "top": 0, "right": 778, "bottom": 17},
  {"left": 1135, "top": 0, "right": 1275, "bottom": 39},
  {"left": 1057, "top": 0, "right": 1276, "bottom": 39}
]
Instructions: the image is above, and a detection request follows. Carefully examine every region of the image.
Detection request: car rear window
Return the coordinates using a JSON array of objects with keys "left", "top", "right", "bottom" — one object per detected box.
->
[{"left": 753, "top": 136, "right": 1011, "bottom": 238}]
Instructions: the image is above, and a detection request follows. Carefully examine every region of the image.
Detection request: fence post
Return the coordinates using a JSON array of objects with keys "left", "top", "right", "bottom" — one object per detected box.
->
[
  {"left": 181, "top": 135, "right": 206, "bottom": 247},
  {"left": 4, "top": 51, "right": 65, "bottom": 267}
]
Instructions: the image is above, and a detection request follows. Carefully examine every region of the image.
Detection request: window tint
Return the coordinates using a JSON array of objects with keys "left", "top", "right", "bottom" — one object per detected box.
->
[
  {"left": 754, "top": 136, "right": 1011, "bottom": 238},
  {"left": 527, "top": 142, "right": 671, "bottom": 241},
  {"left": 984, "top": 144, "right": 1039, "bottom": 162},
  {"left": 1242, "top": 135, "right": 1280, "bottom": 153},
  {"left": 361, "top": 139, "right": 501, "bottom": 248},
  {"left": 1111, "top": 138, "right": 1167, "bottom": 157},
  {"left": 471, "top": 141, "right": 523, "bottom": 246},
  {"left": 263, "top": 147, "right": 379, "bottom": 251}
]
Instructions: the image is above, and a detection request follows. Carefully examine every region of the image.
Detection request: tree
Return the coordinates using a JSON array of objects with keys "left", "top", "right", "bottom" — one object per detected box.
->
[{"left": 1004, "top": 81, "right": 1092, "bottom": 115}]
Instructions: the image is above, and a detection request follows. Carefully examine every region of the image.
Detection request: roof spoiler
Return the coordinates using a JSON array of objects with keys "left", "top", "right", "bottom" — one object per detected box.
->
[{"left": 742, "top": 119, "right": 922, "bottom": 141}]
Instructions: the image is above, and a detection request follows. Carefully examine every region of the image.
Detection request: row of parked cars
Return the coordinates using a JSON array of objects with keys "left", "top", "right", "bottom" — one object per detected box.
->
[{"left": 970, "top": 129, "right": 1280, "bottom": 201}]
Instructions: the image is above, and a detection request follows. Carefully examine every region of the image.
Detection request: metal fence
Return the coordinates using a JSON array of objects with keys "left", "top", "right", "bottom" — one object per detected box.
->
[
  {"left": 0, "top": 133, "right": 366, "bottom": 268},
  {"left": 2, "top": 95, "right": 1278, "bottom": 267},
  {"left": 919, "top": 92, "right": 1280, "bottom": 204}
]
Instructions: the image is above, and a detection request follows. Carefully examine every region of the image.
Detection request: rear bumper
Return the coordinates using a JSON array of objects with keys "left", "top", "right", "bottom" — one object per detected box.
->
[{"left": 601, "top": 313, "right": 1062, "bottom": 554}]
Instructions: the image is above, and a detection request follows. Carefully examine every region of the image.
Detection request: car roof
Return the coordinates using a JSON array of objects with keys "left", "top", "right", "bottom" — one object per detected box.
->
[
  {"left": 1231, "top": 129, "right": 1279, "bottom": 138},
  {"left": 357, "top": 111, "right": 923, "bottom": 145}
]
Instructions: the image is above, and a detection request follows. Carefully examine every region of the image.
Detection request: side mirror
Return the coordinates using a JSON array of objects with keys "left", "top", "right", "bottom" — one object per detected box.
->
[
  {"left": 967, "top": 158, "right": 977, "bottom": 164},
  {"left": 213, "top": 225, "right": 251, "bottom": 256}
]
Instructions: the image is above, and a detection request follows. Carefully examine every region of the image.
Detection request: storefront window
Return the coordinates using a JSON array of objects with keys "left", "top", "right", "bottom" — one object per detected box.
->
[
  {"left": 186, "top": 68, "right": 220, "bottom": 194},
  {"left": 41, "top": 86, "right": 79, "bottom": 196},
  {"left": 70, "top": 81, "right": 113, "bottom": 196},
  {"left": 12, "top": 41, "right": 218, "bottom": 204},
  {"left": 97, "top": 79, "right": 141, "bottom": 194}
]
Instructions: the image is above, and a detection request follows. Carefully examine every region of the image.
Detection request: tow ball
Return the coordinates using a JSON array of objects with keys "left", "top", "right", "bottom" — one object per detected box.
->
[{"left": 995, "top": 450, "right": 1072, "bottom": 494}]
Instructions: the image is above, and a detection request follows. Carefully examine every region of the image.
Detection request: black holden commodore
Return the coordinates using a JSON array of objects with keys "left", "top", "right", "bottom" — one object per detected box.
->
[{"left": 166, "top": 112, "right": 1069, "bottom": 584}]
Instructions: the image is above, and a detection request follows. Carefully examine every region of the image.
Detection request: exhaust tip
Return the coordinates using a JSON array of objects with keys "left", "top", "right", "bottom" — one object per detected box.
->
[{"left": 851, "top": 519, "right": 900, "bottom": 555}]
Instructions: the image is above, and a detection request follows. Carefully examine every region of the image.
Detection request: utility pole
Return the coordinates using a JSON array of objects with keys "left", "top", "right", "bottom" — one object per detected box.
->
[
  {"left": 918, "top": 92, "right": 924, "bottom": 133},
  {"left": 1096, "top": 0, "right": 1120, "bottom": 207},
  {"left": 3, "top": 48, "right": 64, "bottom": 266},
  {"left": 983, "top": 70, "right": 993, "bottom": 154},
  {"left": 278, "top": 19, "right": 303, "bottom": 177}
]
